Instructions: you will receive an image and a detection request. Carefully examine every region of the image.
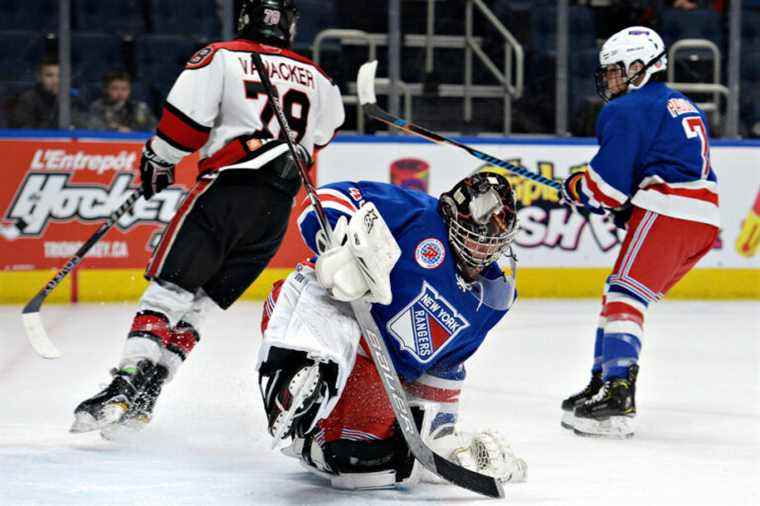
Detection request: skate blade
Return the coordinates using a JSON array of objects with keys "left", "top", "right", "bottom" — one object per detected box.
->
[
  {"left": 69, "top": 403, "right": 128, "bottom": 434},
  {"left": 572, "top": 415, "right": 635, "bottom": 439},
  {"left": 560, "top": 410, "right": 576, "bottom": 430},
  {"left": 100, "top": 417, "right": 149, "bottom": 442}
]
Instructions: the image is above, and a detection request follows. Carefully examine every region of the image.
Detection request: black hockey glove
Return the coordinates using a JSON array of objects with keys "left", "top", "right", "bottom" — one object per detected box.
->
[
  {"left": 611, "top": 205, "right": 633, "bottom": 230},
  {"left": 275, "top": 140, "right": 312, "bottom": 179},
  {"left": 139, "top": 141, "right": 175, "bottom": 199}
]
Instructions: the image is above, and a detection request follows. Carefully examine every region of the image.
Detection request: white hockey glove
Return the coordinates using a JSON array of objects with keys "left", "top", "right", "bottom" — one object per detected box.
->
[
  {"left": 427, "top": 428, "right": 528, "bottom": 484},
  {"left": 315, "top": 202, "right": 401, "bottom": 305}
]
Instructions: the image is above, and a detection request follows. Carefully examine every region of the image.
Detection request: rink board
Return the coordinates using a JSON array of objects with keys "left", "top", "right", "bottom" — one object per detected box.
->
[{"left": 1, "top": 131, "right": 758, "bottom": 303}]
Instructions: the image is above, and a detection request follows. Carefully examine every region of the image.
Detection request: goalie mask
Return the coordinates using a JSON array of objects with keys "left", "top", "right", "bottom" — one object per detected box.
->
[
  {"left": 439, "top": 172, "right": 518, "bottom": 274},
  {"left": 594, "top": 26, "right": 667, "bottom": 102},
  {"left": 237, "top": 0, "right": 298, "bottom": 49}
]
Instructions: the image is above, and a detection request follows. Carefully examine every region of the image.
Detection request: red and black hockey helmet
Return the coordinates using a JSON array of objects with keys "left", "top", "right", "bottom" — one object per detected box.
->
[
  {"left": 237, "top": 0, "right": 298, "bottom": 48},
  {"left": 439, "top": 172, "right": 519, "bottom": 273}
]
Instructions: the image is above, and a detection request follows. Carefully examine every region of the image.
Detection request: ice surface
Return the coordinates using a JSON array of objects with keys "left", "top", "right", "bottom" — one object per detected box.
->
[{"left": 1, "top": 300, "right": 758, "bottom": 506}]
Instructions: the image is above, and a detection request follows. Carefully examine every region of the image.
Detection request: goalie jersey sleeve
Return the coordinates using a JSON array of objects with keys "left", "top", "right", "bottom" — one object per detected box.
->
[
  {"left": 150, "top": 40, "right": 345, "bottom": 170},
  {"left": 297, "top": 181, "right": 515, "bottom": 382}
]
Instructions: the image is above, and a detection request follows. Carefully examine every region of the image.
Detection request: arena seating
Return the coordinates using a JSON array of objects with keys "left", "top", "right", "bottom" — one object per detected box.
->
[
  {"left": 73, "top": 0, "right": 146, "bottom": 35},
  {"left": 0, "top": 1, "right": 753, "bottom": 136},
  {"left": 0, "top": 31, "right": 48, "bottom": 82},
  {"left": 0, "top": 0, "right": 58, "bottom": 32}
]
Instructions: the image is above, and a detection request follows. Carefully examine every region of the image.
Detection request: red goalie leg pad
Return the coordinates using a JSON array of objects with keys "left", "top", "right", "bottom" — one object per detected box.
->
[
  {"left": 128, "top": 310, "right": 172, "bottom": 347},
  {"left": 166, "top": 321, "right": 201, "bottom": 361},
  {"left": 318, "top": 354, "right": 397, "bottom": 444}
]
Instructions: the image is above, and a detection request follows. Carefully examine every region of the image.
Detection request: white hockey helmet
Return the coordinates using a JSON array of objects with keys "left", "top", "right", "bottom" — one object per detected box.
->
[{"left": 595, "top": 26, "right": 667, "bottom": 101}]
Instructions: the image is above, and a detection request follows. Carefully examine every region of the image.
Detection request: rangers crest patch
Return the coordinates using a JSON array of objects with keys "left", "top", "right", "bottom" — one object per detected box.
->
[
  {"left": 415, "top": 238, "right": 445, "bottom": 269},
  {"left": 386, "top": 282, "right": 470, "bottom": 363}
]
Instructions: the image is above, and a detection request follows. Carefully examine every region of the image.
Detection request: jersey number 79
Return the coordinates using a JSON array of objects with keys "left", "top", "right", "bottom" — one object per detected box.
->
[{"left": 244, "top": 80, "right": 311, "bottom": 143}]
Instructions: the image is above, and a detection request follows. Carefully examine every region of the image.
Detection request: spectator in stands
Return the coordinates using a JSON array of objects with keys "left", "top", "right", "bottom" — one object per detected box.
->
[
  {"left": 670, "top": 0, "right": 699, "bottom": 10},
  {"left": 88, "top": 71, "right": 156, "bottom": 132},
  {"left": 10, "top": 56, "right": 86, "bottom": 130}
]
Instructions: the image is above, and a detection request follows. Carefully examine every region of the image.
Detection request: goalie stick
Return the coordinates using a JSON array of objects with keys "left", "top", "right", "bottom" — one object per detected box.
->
[
  {"left": 357, "top": 60, "right": 561, "bottom": 191},
  {"left": 251, "top": 52, "right": 504, "bottom": 499},
  {"left": 21, "top": 188, "right": 145, "bottom": 359}
]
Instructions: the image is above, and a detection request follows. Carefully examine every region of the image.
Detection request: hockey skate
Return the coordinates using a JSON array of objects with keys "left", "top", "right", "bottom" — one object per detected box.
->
[
  {"left": 70, "top": 360, "right": 160, "bottom": 434},
  {"left": 560, "top": 370, "right": 603, "bottom": 429},
  {"left": 572, "top": 365, "right": 638, "bottom": 439},
  {"left": 100, "top": 364, "right": 169, "bottom": 440}
]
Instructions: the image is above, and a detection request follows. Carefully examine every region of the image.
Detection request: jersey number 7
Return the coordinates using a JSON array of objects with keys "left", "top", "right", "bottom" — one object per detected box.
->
[
  {"left": 244, "top": 80, "right": 311, "bottom": 143},
  {"left": 681, "top": 116, "right": 711, "bottom": 179}
]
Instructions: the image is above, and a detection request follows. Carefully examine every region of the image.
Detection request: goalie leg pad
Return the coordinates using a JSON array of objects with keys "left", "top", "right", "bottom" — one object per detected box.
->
[{"left": 257, "top": 266, "right": 361, "bottom": 425}]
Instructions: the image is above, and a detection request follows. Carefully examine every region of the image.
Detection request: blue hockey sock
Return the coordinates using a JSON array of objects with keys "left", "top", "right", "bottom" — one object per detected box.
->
[
  {"left": 602, "top": 332, "right": 641, "bottom": 380},
  {"left": 592, "top": 326, "right": 604, "bottom": 374}
]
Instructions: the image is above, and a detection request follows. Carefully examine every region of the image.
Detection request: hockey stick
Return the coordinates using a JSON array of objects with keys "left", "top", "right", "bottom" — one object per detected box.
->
[
  {"left": 251, "top": 52, "right": 504, "bottom": 499},
  {"left": 357, "top": 60, "right": 561, "bottom": 191},
  {"left": 21, "top": 188, "right": 145, "bottom": 359},
  {"left": 356, "top": 61, "right": 618, "bottom": 246}
]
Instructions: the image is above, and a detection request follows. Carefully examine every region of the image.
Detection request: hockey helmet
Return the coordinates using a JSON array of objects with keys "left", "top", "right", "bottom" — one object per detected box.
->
[
  {"left": 237, "top": 0, "right": 298, "bottom": 48},
  {"left": 594, "top": 26, "right": 667, "bottom": 102},
  {"left": 439, "top": 172, "right": 519, "bottom": 274}
]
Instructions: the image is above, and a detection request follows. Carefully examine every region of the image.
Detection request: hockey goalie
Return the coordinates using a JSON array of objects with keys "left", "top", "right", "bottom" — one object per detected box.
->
[{"left": 256, "top": 172, "right": 528, "bottom": 490}]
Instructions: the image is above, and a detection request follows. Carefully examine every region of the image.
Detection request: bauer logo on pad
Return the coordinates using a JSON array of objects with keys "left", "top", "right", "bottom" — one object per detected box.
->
[{"left": 386, "top": 282, "right": 470, "bottom": 363}]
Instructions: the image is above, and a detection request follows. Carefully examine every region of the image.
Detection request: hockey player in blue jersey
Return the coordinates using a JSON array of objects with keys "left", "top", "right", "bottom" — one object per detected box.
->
[
  {"left": 255, "top": 172, "right": 528, "bottom": 489},
  {"left": 559, "top": 27, "right": 720, "bottom": 438}
]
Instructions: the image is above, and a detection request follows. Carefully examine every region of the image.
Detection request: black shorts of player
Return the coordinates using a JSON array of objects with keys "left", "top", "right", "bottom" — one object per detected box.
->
[{"left": 145, "top": 166, "right": 301, "bottom": 309}]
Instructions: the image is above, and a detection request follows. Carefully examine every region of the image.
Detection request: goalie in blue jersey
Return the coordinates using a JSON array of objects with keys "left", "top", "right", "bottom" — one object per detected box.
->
[{"left": 255, "top": 172, "right": 528, "bottom": 490}]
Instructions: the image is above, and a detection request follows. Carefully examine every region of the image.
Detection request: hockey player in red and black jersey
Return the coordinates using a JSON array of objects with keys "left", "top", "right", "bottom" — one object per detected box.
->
[{"left": 70, "top": 0, "right": 345, "bottom": 436}]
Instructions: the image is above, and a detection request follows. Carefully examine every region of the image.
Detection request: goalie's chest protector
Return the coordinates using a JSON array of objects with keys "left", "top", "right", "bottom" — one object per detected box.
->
[{"left": 368, "top": 192, "right": 508, "bottom": 382}]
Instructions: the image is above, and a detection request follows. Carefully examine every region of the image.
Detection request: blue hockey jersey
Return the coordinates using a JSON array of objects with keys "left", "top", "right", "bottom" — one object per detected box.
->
[
  {"left": 578, "top": 81, "right": 720, "bottom": 227},
  {"left": 297, "top": 181, "right": 515, "bottom": 382}
]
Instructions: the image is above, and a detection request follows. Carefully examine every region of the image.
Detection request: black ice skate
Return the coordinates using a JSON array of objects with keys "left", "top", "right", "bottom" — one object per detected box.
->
[
  {"left": 100, "top": 364, "right": 169, "bottom": 439},
  {"left": 560, "top": 370, "right": 603, "bottom": 430},
  {"left": 70, "top": 360, "right": 158, "bottom": 434},
  {"left": 572, "top": 365, "right": 638, "bottom": 439}
]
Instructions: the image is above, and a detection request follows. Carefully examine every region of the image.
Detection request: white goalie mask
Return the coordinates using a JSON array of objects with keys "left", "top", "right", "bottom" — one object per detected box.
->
[
  {"left": 439, "top": 172, "right": 518, "bottom": 274},
  {"left": 595, "top": 26, "right": 667, "bottom": 102}
]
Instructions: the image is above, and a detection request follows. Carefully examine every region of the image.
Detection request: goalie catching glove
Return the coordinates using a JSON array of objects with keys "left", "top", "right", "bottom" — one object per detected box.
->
[
  {"left": 427, "top": 427, "right": 528, "bottom": 484},
  {"left": 315, "top": 202, "right": 401, "bottom": 305}
]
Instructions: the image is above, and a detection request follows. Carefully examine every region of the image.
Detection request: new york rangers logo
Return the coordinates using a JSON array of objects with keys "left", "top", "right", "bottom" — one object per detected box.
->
[
  {"left": 415, "top": 238, "right": 445, "bottom": 269},
  {"left": 263, "top": 9, "right": 281, "bottom": 26},
  {"left": 387, "top": 282, "right": 470, "bottom": 363}
]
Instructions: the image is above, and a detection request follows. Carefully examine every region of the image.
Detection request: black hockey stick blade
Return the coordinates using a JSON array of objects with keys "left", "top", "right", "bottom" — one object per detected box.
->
[
  {"left": 357, "top": 60, "right": 561, "bottom": 191},
  {"left": 433, "top": 452, "right": 504, "bottom": 498},
  {"left": 21, "top": 188, "right": 144, "bottom": 359}
]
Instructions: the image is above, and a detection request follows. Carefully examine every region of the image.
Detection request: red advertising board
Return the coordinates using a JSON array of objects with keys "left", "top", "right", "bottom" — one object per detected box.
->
[{"left": 0, "top": 136, "right": 309, "bottom": 298}]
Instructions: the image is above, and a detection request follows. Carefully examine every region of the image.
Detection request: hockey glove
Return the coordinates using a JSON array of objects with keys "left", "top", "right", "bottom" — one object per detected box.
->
[
  {"left": 259, "top": 348, "right": 339, "bottom": 441},
  {"left": 139, "top": 141, "right": 175, "bottom": 199},
  {"left": 316, "top": 203, "right": 402, "bottom": 305},
  {"left": 280, "top": 141, "right": 312, "bottom": 178},
  {"left": 611, "top": 205, "right": 633, "bottom": 230}
]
